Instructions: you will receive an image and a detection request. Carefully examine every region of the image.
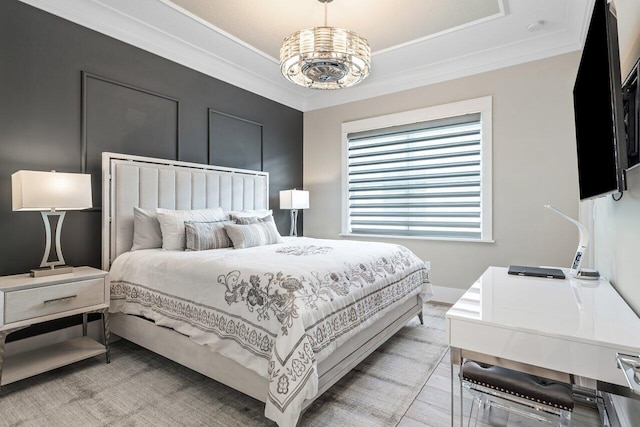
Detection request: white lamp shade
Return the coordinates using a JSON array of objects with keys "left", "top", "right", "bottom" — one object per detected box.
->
[
  {"left": 280, "top": 189, "right": 309, "bottom": 210},
  {"left": 12, "top": 170, "right": 92, "bottom": 211}
]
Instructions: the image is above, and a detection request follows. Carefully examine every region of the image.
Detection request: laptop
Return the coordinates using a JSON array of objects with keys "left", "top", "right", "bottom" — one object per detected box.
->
[{"left": 507, "top": 265, "right": 565, "bottom": 280}]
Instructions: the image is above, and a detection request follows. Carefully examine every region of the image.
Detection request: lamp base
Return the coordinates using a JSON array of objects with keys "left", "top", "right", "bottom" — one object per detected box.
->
[
  {"left": 30, "top": 265, "right": 74, "bottom": 278},
  {"left": 289, "top": 209, "right": 299, "bottom": 237}
]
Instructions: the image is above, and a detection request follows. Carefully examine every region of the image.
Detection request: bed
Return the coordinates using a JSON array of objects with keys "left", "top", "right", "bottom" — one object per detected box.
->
[{"left": 101, "top": 152, "right": 432, "bottom": 426}]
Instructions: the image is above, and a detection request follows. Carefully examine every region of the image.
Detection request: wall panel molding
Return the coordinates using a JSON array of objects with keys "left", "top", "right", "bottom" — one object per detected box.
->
[
  {"left": 81, "top": 71, "right": 181, "bottom": 206},
  {"left": 208, "top": 109, "right": 263, "bottom": 171}
]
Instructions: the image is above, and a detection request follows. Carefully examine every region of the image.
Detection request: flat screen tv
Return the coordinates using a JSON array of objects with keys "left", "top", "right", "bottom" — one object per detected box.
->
[
  {"left": 573, "top": 0, "right": 627, "bottom": 200},
  {"left": 623, "top": 60, "right": 639, "bottom": 170}
]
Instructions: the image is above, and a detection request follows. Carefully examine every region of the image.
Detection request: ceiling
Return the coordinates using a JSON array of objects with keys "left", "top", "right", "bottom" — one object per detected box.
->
[
  {"left": 20, "top": 0, "right": 595, "bottom": 112},
  {"left": 169, "top": 0, "right": 502, "bottom": 59}
]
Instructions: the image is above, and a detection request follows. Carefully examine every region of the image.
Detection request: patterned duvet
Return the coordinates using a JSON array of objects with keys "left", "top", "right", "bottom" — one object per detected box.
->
[{"left": 109, "top": 237, "right": 431, "bottom": 426}]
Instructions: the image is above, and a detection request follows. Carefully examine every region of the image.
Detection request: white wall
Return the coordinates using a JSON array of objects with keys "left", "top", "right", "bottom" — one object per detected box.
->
[
  {"left": 593, "top": 0, "right": 640, "bottom": 316},
  {"left": 592, "top": 2, "right": 640, "bottom": 420},
  {"left": 304, "top": 52, "right": 582, "bottom": 290}
]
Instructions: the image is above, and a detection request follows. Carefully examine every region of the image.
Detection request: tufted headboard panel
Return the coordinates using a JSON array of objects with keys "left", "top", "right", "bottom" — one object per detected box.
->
[{"left": 102, "top": 152, "right": 269, "bottom": 269}]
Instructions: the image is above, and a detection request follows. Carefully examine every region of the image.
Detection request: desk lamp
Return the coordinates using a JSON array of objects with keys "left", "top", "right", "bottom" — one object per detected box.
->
[
  {"left": 544, "top": 204, "right": 599, "bottom": 280},
  {"left": 12, "top": 170, "right": 92, "bottom": 277}
]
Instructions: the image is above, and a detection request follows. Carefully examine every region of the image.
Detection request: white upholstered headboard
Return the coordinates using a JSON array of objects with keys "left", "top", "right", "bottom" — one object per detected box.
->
[{"left": 101, "top": 152, "right": 269, "bottom": 270}]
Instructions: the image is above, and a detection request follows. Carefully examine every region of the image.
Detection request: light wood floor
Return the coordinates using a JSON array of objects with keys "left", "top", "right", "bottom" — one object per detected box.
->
[{"left": 396, "top": 319, "right": 602, "bottom": 427}]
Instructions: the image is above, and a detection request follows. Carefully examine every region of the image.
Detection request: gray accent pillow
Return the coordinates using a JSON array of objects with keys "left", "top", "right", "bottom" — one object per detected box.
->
[
  {"left": 156, "top": 207, "right": 226, "bottom": 251},
  {"left": 227, "top": 209, "right": 273, "bottom": 222},
  {"left": 131, "top": 207, "right": 162, "bottom": 251},
  {"left": 185, "top": 220, "right": 235, "bottom": 251},
  {"left": 236, "top": 214, "right": 275, "bottom": 225},
  {"left": 224, "top": 222, "right": 283, "bottom": 249}
]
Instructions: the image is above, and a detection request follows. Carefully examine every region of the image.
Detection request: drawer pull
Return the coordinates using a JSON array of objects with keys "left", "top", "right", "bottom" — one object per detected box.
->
[
  {"left": 616, "top": 353, "right": 640, "bottom": 395},
  {"left": 43, "top": 295, "right": 77, "bottom": 304}
]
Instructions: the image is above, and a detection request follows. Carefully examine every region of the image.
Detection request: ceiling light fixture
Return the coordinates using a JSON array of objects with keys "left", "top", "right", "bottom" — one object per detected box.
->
[{"left": 280, "top": 0, "right": 371, "bottom": 90}]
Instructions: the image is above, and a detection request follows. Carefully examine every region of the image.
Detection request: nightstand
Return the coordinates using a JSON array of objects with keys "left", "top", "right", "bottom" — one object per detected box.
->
[{"left": 0, "top": 266, "right": 110, "bottom": 388}]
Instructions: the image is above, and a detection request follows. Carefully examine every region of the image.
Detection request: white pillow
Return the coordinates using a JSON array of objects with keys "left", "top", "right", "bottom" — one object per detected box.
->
[
  {"left": 131, "top": 207, "right": 162, "bottom": 251},
  {"left": 156, "top": 207, "right": 225, "bottom": 250}
]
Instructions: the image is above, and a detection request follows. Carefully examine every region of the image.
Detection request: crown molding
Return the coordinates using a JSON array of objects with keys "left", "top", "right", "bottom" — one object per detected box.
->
[
  {"left": 301, "top": 30, "right": 583, "bottom": 111},
  {"left": 19, "top": 0, "right": 592, "bottom": 113},
  {"left": 19, "top": 0, "right": 309, "bottom": 110}
]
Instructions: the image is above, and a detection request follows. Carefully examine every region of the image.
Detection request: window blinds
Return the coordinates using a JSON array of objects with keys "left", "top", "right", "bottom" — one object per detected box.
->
[{"left": 346, "top": 113, "right": 483, "bottom": 239}]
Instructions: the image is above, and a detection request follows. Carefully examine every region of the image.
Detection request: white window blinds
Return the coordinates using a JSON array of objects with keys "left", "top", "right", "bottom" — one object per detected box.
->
[{"left": 346, "top": 113, "right": 484, "bottom": 239}]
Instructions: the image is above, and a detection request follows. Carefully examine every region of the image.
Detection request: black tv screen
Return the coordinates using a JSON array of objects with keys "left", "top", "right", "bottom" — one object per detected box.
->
[{"left": 573, "top": 0, "right": 627, "bottom": 200}]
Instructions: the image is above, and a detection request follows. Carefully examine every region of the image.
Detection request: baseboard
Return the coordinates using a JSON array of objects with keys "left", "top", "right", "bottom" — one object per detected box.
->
[
  {"left": 430, "top": 285, "right": 465, "bottom": 304},
  {"left": 4, "top": 320, "right": 104, "bottom": 358}
]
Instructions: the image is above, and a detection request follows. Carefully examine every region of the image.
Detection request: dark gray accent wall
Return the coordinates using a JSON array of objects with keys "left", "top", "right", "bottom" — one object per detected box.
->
[
  {"left": 209, "top": 110, "right": 263, "bottom": 172},
  {"left": 83, "top": 72, "right": 182, "bottom": 208},
  {"left": 0, "top": 0, "right": 303, "bottom": 278}
]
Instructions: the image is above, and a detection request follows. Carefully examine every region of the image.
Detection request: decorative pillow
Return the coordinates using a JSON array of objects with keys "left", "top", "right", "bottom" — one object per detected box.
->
[
  {"left": 226, "top": 209, "right": 273, "bottom": 222},
  {"left": 185, "top": 220, "right": 234, "bottom": 251},
  {"left": 156, "top": 207, "right": 225, "bottom": 251},
  {"left": 236, "top": 214, "right": 275, "bottom": 225},
  {"left": 131, "top": 207, "right": 162, "bottom": 251},
  {"left": 224, "top": 221, "right": 283, "bottom": 249}
]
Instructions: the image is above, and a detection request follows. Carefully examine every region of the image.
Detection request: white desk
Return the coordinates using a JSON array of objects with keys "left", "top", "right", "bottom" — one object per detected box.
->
[{"left": 446, "top": 266, "right": 640, "bottom": 425}]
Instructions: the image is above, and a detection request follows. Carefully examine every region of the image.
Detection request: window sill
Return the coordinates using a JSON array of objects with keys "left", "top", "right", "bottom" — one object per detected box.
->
[{"left": 339, "top": 233, "right": 495, "bottom": 243}]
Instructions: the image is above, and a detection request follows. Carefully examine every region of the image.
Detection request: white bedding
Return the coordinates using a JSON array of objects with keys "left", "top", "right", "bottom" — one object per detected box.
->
[{"left": 110, "top": 237, "right": 431, "bottom": 426}]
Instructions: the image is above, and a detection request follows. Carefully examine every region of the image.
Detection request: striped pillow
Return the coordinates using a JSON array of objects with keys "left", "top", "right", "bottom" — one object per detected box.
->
[
  {"left": 236, "top": 214, "right": 275, "bottom": 225},
  {"left": 224, "top": 222, "right": 283, "bottom": 249},
  {"left": 185, "top": 220, "right": 234, "bottom": 251},
  {"left": 226, "top": 209, "right": 273, "bottom": 222}
]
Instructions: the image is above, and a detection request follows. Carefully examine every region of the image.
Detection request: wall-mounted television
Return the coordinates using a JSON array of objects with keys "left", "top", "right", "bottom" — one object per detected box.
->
[
  {"left": 623, "top": 59, "right": 639, "bottom": 170},
  {"left": 573, "top": 0, "right": 627, "bottom": 200}
]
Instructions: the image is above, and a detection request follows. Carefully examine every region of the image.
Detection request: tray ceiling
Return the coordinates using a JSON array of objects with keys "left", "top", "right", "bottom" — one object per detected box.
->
[
  {"left": 169, "top": 0, "right": 502, "bottom": 59},
  {"left": 19, "top": 0, "right": 595, "bottom": 112}
]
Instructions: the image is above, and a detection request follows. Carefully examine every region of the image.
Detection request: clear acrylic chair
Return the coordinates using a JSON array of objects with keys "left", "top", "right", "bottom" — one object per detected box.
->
[{"left": 461, "top": 360, "right": 574, "bottom": 427}]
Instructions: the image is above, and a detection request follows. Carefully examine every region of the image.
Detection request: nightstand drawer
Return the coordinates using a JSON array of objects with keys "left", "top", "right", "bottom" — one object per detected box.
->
[{"left": 4, "top": 278, "right": 105, "bottom": 324}]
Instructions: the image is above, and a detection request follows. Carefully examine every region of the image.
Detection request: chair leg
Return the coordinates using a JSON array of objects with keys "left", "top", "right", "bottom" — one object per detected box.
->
[
  {"left": 475, "top": 397, "right": 483, "bottom": 427},
  {"left": 470, "top": 396, "right": 492, "bottom": 427},
  {"left": 467, "top": 395, "right": 490, "bottom": 427},
  {"left": 466, "top": 397, "right": 476, "bottom": 427}
]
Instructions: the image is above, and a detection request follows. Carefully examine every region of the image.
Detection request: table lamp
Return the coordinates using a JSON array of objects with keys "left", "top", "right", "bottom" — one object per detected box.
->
[
  {"left": 279, "top": 189, "right": 309, "bottom": 236},
  {"left": 12, "top": 170, "right": 92, "bottom": 277}
]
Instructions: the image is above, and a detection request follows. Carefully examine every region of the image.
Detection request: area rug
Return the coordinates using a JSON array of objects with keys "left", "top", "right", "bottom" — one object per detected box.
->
[{"left": 0, "top": 303, "right": 449, "bottom": 426}]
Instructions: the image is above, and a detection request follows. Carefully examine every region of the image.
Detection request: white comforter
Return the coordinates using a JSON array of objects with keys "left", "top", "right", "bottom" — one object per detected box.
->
[{"left": 110, "top": 237, "right": 430, "bottom": 426}]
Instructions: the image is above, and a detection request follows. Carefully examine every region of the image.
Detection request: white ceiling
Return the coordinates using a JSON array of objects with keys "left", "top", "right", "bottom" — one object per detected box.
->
[
  {"left": 168, "top": 0, "right": 502, "bottom": 59},
  {"left": 20, "top": 0, "right": 595, "bottom": 112}
]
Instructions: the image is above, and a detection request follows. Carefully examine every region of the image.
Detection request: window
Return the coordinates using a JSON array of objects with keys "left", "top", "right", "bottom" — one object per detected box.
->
[{"left": 341, "top": 97, "right": 492, "bottom": 242}]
